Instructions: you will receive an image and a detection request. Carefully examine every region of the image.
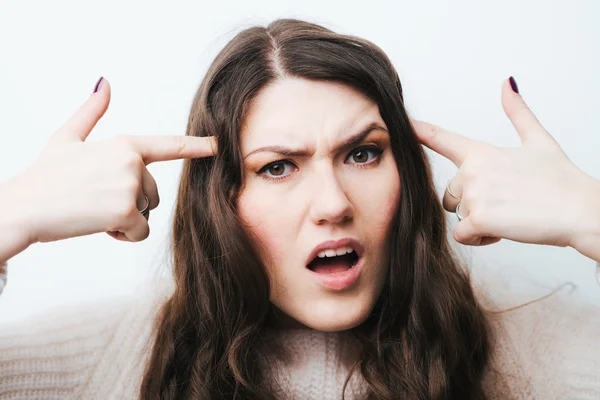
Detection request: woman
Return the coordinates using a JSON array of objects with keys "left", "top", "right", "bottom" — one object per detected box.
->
[{"left": 0, "top": 19, "right": 599, "bottom": 399}]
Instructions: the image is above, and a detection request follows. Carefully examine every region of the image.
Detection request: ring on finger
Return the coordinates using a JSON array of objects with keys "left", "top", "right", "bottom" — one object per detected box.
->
[
  {"left": 456, "top": 202, "right": 465, "bottom": 222},
  {"left": 446, "top": 178, "right": 462, "bottom": 201},
  {"left": 138, "top": 194, "right": 150, "bottom": 217}
]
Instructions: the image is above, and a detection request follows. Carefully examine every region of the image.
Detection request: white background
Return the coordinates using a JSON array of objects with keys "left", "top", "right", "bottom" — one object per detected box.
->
[{"left": 0, "top": 0, "right": 598, "bottom": 322}]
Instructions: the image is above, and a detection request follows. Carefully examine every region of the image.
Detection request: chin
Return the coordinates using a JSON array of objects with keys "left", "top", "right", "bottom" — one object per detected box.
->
[
  {"left": 306, "top": 317, "right": 365, "bottom": 332},
  {"left": 288, "top": 297, "right": 375, "bottom": 332}
]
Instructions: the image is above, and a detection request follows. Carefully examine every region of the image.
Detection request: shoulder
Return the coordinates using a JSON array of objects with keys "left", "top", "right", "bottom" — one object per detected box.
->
[
  {"left": 0, "top": 276, "right": 174, "bottom": 399},
  {"left": 470, "top": 266, "right": 600, "bottom": 399}
]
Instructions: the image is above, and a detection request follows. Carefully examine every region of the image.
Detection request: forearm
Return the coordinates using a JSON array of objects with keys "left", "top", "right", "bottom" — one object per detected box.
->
[
  {"left": 0, "top": 178, "right": 35, "bottom": 264},
  {"left": 569, "top": 176, "right": 600, "bottom": 263}
]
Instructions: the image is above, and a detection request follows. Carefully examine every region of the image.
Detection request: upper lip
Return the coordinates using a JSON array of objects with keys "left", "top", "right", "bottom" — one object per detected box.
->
[{"left": 305, "top": 237, "right": 364, "bottom": 266}]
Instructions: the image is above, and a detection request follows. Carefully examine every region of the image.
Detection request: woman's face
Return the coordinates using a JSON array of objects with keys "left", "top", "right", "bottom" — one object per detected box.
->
[{"left": 237, "top": 77, "right": 401, "bottom": 331}]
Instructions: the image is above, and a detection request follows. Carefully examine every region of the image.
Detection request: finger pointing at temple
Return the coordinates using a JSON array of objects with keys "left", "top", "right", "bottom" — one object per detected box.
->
[
  {"left": 126, "top": 135, "right": 218, "bottom": 165},
  {"left": 409, "top": 118, "right": 479, "bottom": 167}
]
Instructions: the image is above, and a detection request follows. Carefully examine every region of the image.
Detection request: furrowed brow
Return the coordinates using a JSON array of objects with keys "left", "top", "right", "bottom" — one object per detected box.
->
[
  {"left": 333, "top": 122, "right": 388, "bottom": 154},
  {"left": 243, "top": 122, "right": 388, "bottom": 159}
]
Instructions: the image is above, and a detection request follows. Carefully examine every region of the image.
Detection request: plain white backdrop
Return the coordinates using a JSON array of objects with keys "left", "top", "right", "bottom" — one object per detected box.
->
[{"left": 0, "top": 0, "right": 598, "bottom": 323}]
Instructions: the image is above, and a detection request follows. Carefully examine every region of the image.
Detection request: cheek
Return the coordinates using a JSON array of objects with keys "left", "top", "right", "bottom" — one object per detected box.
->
[
  {"left": 354, "top": 162, "right": 401, "bottom": 231},
  {"left": 352, "top": 160, "right": 400, "bottom": 293},
  {"left": 237, "top": 187, "right": 292, "bottom": 267}
]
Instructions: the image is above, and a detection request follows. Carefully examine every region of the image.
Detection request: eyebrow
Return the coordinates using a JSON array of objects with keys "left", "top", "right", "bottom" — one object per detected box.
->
[{"left": 243, "top": 122, "right": 389, "bottom": 160}]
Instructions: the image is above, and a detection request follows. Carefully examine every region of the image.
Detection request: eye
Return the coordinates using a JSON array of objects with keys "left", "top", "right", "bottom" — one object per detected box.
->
[
  {"left": 257, "top": 160, "right": 297, "bottom": 181},
  {"left": 345, "top": 145, "right": 383, "bottom": 165}
]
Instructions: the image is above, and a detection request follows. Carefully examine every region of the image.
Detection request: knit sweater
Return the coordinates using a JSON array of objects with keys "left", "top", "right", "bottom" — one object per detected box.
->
[{"left": 0, "top": 265, "right": 599, "bottom": 399}]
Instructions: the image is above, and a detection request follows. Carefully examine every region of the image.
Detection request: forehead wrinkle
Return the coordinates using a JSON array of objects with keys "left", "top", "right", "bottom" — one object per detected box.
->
[
  {"left": 243, "top": 120, "right": 388, "bottom": 160},
  {"left": 241, "top": 82, "right": 385, "bottom": 159},
  {"left": 326, "top": 100, "right": 380, "bottom": 143}
]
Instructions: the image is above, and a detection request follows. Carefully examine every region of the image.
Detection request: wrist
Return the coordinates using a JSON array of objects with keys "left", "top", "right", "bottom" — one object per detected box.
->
[
  {"left": 0, "top": 177, "right": 37, "bottom": 262},
  {"left": 568, "top": 175, "right": 600, "bottom": 263}
]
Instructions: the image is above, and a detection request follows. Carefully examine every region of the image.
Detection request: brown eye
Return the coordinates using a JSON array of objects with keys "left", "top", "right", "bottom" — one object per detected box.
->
[
  {"left": 258, "top": 160, "right": 296, "bottom": 180},
  {"left": 345, "top": 146, "right": 383, "bottom": 165},
  {"left": 352, "top": 150, "right": 368, "bottom": 163},
  {"left": 268, "top": 163, "right": 285, "bottom": 176}
]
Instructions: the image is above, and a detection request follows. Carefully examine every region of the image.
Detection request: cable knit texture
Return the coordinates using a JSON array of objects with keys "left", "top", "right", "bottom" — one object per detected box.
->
[{"left": 0, "top": 266, "right": 599, "bottom": 399}]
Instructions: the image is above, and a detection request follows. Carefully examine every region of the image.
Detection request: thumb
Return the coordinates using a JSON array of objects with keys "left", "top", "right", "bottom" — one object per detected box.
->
[
  {"left": 501, "top": 76, "right": 547, "bottom": 144},
  {"left": 51, "top": 77, "right": 112, "bottom": 143}
]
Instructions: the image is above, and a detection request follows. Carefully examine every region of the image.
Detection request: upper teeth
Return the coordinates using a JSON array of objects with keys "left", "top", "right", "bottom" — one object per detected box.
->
[{"left": 317, "top": 246, "right": 354, "bottom": 258}]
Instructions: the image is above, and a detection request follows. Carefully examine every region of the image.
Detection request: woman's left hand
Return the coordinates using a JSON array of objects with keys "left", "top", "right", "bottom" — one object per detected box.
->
[{"left": 410, "top": 77, "right": 600, "bottom": 258}]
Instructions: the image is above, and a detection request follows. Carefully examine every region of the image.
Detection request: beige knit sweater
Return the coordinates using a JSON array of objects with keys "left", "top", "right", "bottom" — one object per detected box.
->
[{"left": 0, "top": 266, "right": 599, "bottom": 399}]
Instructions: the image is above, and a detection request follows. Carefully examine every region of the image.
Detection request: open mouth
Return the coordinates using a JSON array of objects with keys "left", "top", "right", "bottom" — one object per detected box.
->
[{"left": 307, "top": 251, "right": 360, "bottom": 274}]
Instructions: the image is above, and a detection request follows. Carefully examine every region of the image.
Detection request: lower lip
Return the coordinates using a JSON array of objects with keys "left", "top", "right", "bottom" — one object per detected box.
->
[{"left": 307, "top": 256, "right": 363, "bottom": 291}]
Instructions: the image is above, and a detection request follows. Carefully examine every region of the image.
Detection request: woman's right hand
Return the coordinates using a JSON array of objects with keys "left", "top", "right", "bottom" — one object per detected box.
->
[{"left": 7, "top": 77, "right": 217, "bottom": 246}]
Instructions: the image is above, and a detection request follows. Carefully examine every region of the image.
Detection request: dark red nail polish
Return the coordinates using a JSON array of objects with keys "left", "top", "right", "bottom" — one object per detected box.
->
[
  {"left": 509, "top": 76, "right": 519, "bottom": 94},
  {"left": 93, "top": 76, "right": 104, "bottom": 93}
]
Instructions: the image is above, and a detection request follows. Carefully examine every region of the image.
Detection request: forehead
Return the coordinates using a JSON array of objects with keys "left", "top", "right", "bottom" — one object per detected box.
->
[{"left": 240, "top": 77, "right": 382, "bottom": 149}]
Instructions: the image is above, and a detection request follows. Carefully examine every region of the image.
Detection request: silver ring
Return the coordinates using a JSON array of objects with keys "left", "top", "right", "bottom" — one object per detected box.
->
[
  {"left": 138, "top": 194, "right": 150, "bottom": 216},
  {"left": 456, "top": 202, "right": 465, "bottom": 222},
  {"left": 446, "top": 179, "right": 462, "bottom": 200}
]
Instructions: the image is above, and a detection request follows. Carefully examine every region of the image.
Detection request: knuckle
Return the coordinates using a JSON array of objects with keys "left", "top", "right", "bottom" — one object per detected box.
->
[
  {"left": 140, "top": 226, "right": 150, "bottom": 241},
  {"left": 112, "top": 137, "right": 140, "bottom": 163},
  {"left": 118, "top": 201, "right": 139, "bottom": 220},
  {"left": 462, "top": 168, "right": 476, "bottom": 183},
  {"left": 461, "top": 160, "right": 483, "bottom": 189},
  {"left": 126, "top": 155, "right": 143, "bottom": 171},
  {"left": 131, "top": 225, "right": 150, "bottom": 243},
  {"left": 473, "top": 145, "right": 498, "bottom": 165},
  {"left": 478, "top": 148, "right": 498, "bottom": 166},
  {"left": 119, "top": 151, "right": 143, "bottom": 173},
  {"left": 469, "top": 208, "right": 485, "bottom": 229},
  {"left": 114, "top": 134, "right": 133, "bottom": 149},
  {"left": 461, "top": 187, "right": 475, "bottom": 204},
  {"left": 174, "top": 135, "right": 187, "bottom": 158},
  {"left": 460, "top": 159, "right": 478, "bottom": 181},
  {"left": 124, "top": 178, "right": 141, "bottom": 195}
]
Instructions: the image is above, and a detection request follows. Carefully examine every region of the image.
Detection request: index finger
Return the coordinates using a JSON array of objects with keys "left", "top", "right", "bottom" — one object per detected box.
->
[
  {"left": 409, "top": 118, "right": 475, "bottom": 166},
  {"left": 130, "top": 135, "right": 218, "bottom": 165}
]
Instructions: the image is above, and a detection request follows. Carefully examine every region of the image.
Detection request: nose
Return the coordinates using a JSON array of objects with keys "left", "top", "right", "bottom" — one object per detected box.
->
[{"left": 308, "top": 167, "right": 354, "bottom": 225}]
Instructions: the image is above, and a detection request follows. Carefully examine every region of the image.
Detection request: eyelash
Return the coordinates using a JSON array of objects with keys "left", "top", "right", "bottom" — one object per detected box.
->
[{"left": 256, "top": 145, "right": 384, "bottom": 182}]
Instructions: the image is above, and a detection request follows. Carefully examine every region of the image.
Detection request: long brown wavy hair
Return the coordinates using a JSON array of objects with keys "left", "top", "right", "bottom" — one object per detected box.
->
[{"left": 140, "top": 18, "right": 492, "bottom": 399}]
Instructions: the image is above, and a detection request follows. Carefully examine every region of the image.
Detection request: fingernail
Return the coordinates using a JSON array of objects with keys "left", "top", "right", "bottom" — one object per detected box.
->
[
  {"left": 93, "top": 76, "right": 105, "bottom": 93},
  {"left": 509, "top": 76, "right": 519, "bottom": 94}
]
